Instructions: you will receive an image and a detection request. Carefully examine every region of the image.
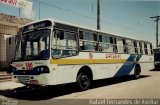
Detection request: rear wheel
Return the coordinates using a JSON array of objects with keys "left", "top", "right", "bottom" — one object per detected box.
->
[
  {"left": 134, "top": 65, "right": 141, "bottom": 79},
  {"left": 77, "top": 73, "right": 91, "bottom": 91}
]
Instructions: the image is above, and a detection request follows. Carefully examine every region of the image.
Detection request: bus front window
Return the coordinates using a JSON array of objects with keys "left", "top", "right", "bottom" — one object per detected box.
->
[{"left": 15, "top": 29, "right": 50, "bottom": 61}]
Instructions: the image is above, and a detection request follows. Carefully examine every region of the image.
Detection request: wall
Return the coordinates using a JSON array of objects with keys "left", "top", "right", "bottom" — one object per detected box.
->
[{"left": 0, "top": 13, "right": 32, "bottom": 69}]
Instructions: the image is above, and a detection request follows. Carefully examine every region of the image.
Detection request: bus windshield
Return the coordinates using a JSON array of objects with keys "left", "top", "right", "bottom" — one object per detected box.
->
[{"left": 15, "top": 29, "right": 50, "bottom": 61}]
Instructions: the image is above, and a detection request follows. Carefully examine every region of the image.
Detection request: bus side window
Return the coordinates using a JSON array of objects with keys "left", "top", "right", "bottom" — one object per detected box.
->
[
  {"left": 98, "top": 35, "right": 103, "bottom": 52},
  {"left": 117, "top": 38, "right": 124, "bottom": 53},
  {"left": 150, "top": 44, "right": 153, "bottom": 55},
  {"left": 134, "top": 41, "right": 138, "bottom": 54},
  {"left": 52, "top": 29, "right": 78, "bottom": 58},
  {"left": 126, "top": 39, "right": 134, "bottom": 54},
  {"left": 79, "top": 41, "right": 84, "bottom": 50},
  {"left": 55, "top": 30, "right": 64, "bottom": 40},
  {"left": 144, "top": 43, "right": 148, "bottom": 55},
  {"left": 146, "top": 43, "right": 152, "bottom": 55},
  {"left": 139, "top": 42, "right": 143, "bottom": 54},
  {"left": 79, "top": 30, "right": 97, "bottom": 51},
  {"left": 122, "top": 39, "right": 128, "bottom": 53},
  {"left": 99, "top": 34, "right": 111, "bottom": 52},
  {"left": 111, "top": 37, "right": 117, "bottom": 53}
]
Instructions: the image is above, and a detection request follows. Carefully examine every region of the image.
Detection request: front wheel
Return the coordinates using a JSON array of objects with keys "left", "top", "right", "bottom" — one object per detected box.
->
[{"left": 77, "top": 73, "right": 91, "bottom": 91}]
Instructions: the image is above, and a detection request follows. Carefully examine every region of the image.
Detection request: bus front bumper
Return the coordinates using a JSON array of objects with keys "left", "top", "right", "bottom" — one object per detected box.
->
[{"left": 12, "top": 74, "right": 55, "bottom": 86}]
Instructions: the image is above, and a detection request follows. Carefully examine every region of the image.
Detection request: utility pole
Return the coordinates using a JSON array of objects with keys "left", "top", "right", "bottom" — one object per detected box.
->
[
  {"left": 150, "top": 16, "right": 160, "bottom": 47},
  {"left": 97, "top": 0, "right": 100, "bottom": 30},
  {"left": 39, "top": 1, "right": 41, "bottom": 19}
]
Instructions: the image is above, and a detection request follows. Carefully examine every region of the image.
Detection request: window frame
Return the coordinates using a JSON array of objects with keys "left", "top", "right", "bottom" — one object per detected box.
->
[
  {"left": 98, "top": 34, "right": 115, "bottom": 53},
  {"left": 79, "top": 30, "right": 98, "bottom": 52},
  {"left": 51, "top": 28, "right": 79, "bottom": 59}
]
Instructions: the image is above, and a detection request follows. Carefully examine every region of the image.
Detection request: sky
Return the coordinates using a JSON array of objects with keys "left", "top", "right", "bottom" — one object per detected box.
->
[{"left": 0, "top": 0, "right": 160, "bottom": 48}]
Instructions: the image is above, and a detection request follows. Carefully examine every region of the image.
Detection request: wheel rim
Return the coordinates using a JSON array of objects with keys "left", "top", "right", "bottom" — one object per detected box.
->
[{"left": 80, "top": 75, "right": 89, "bottom": 88}]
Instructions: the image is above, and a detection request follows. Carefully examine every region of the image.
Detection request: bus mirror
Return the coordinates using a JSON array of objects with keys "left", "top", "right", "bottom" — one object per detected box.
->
[{"left": 60, "top": 31, "right": 64, "bottom": 40}]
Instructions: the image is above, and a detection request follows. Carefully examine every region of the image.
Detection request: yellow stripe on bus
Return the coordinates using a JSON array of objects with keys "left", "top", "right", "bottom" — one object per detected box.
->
[{"left": 50, "top": 59, "right": 127, "bottom": 65}]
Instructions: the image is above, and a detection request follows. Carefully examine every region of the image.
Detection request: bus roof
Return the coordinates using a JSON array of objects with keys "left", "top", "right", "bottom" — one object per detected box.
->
[{"left": 20, "top": 18, "right": 152, "bottom": 44}]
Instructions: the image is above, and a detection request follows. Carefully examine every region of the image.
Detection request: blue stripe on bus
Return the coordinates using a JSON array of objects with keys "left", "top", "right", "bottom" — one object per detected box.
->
[{"left": 114, "top": 54, "right": 142, "bottom": 77}]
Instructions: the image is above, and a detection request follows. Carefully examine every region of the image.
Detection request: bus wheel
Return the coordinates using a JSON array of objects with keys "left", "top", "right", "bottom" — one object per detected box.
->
[
  {"left": 134, "top": 65, "right": 141, "bottom": 79},
  {"left": 77, "top": 73, "right": 91, "bottom": 91}
]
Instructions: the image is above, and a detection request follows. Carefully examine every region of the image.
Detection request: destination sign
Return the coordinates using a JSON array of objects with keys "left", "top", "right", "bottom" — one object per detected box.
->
[{"left": 19, "top": 20, "right": 52, "bottom": 33}]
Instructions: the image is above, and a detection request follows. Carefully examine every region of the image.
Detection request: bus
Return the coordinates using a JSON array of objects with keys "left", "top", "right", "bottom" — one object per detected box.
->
[
  {"left": 11, "top": 19, "right": 154, "bottom": 90},
  {"left": 153, "top": 48, "right": 160, "bottom": 68}
]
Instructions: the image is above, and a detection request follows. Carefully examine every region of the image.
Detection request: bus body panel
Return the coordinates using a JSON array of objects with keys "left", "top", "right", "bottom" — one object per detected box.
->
[
  {"left": 138, "top": 55, "right": 154, "bottom": 73},
  {"left": 12, "top": 52, "right": 154, "bottom": 86}
]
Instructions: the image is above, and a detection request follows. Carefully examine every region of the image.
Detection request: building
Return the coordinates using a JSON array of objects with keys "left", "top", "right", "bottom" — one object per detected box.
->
[{"left": 0, "top": 13, "right": 32, "bottom": 70}]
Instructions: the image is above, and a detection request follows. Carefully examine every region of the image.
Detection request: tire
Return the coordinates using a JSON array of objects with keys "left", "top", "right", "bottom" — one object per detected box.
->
[
  {"left": 134, "top": 65, "right": 141, "bottom": 79},
  {"left": 77, "top": 73, "right": 91, "bottom": 91}
]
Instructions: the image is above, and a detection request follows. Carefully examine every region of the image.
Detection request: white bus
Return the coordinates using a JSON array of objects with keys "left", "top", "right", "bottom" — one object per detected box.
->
[{"left": 11, "top": 19, "right": 154, "bottom": 90}]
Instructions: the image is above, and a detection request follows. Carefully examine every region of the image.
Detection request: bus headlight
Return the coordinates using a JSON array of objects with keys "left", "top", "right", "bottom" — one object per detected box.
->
[{"left": 33, "top": 66, "right": 50, "bottom": 74}]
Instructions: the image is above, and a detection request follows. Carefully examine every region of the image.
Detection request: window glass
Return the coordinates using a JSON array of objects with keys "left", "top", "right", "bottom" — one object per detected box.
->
[
  {"left": 99, "top": 35, "right": 117, "bottom": 53},
  {"left": 99, "top": 43, "right": 113, "bottom": 52},
  {"left": 83, "top": 31, "right": 97, "bottom": 41},
  {"left": 79, "top": 31, "right": 98, "bottom": 51},
  {"left": 134, "top": 41, "right": 138, "bottom": 54},
  {"left": 126, "top": 39, "right": 134, "bottom": 54},
  {"left": 117, "top": 38, "right": 124, "bottom": 53},
  {"left": 110, "top": 37, "right": 114, "bottom": 44},
  {"left": 15, "top": 36, "right": 21, "bottom": 61},
  {"left": 102, "top": 35, "right": 110, "bottom": 43},
  {"left": 122, "top": 39, "right": 128, "bottom": 53},
  {"left": 139, "top": 42, "right": 143, "bottom": 54},
  {"left": 14, "top": 29, "right": 50, "bottom": 61},
  {"left": 52, "top": 30, "right": 78, "bottom": 58},
  {"left": 144, "top": 43, "right": 148, "bottom": 55}
]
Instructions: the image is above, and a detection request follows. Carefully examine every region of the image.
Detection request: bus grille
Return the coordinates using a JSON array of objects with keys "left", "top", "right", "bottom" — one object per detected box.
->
[{"left": 16, "top": 76, "right": 31, "bottom": 83}]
